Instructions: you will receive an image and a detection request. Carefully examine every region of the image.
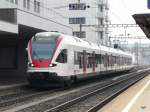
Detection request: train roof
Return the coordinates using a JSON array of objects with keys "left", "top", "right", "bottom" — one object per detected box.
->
[{"left": 35, "top": 32, "right": 133, "bottom": 58}]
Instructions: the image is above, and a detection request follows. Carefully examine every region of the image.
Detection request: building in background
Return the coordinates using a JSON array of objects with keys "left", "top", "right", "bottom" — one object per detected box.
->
[
  {"left": 0, "top": 0, "right": 72, "bottom": 35},
  {"left": 0, "top": 0, "right": 72, "bottom": 77},
  {"left": 47, "top": 0, "right": 110, "bottom": 46}
]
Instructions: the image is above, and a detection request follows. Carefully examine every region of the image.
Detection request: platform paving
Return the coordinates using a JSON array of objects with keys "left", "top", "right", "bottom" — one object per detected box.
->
[{"left": 98, "top": 74, "right": 150, "bottom": 112}]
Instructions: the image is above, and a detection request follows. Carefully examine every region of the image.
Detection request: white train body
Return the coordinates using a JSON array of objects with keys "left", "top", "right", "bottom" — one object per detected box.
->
[{"left": 27, "top": 32, "right": 133, "bottom": 86}]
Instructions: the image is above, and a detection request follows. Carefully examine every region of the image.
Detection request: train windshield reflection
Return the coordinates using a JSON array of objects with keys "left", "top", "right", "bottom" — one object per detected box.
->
[{"left": 32, "top": 34, "right": 60, "bottom": 60}]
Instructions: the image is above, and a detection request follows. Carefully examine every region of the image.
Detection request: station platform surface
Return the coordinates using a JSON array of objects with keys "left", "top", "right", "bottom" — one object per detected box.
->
[
  {"left": 98, "top": 74, "right": 150, "bottom": 112},
  {"left": 0, "top": 73, "right": 28, "bottom": 89}
]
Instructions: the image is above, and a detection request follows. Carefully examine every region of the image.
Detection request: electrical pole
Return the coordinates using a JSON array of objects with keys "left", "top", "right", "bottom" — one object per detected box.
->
[{"left": 77, "top": 0, "right": 90, "bottom": 38}]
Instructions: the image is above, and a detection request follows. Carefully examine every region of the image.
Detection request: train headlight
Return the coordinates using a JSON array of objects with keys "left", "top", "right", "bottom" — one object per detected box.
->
[
  {"left": 49, "top": 64, "right": 53, "bottom": 67},
  {"left": 29, "top": 63, "right": 34, "bottom": 67},
  {"left": 49, "top": 63, "right": 57, "bottom": 67}
]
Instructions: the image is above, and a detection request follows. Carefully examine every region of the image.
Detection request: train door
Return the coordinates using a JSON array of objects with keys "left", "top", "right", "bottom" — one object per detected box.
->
[
  {"left": 114, "top": 56, "right": 117, "bottom": 71},
  {"left": 108, "top": 54, "right": 110, "bottom": 70},
  {"left": 110, "top": 54, "right": 113, "bottom": 70},
  {"left": 79, "top": 52, "right": 83, "bottom": 70},
  {"left": 104, "top": 53, "right": 108, "bottom": 71},
  {"left": 99, "top": 54, "right": 101, "bottom": 72},
  {"left": 119, "top": 55, "right": 120, "bottom": 69},
  {"left": 99, "top": 52, "right": 102, "bottom": 73},
  {"left": 83, "top": 50, "right": 87, "bottom": 73},
  {"left": 92, "top": 51, "right": 95, "bottom": 72}
]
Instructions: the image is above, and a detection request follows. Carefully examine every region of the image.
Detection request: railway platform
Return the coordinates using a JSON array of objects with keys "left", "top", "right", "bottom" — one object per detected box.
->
[
  {"left": 98, "top": 74, "right": 150, "bottom": 112},
  {"left": 0, "top": 73, "right": 28, "bottom": 89}
]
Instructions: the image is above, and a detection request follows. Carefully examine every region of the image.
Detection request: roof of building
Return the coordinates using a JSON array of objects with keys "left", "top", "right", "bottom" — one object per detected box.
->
[{"left": 133, "top": 13, "right": 150, "bottom": 38}]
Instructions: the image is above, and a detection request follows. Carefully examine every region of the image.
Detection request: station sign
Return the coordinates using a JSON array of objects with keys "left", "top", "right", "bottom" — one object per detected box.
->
[{"left": 148, "top": 0, "right": 150, "bottom": 9}]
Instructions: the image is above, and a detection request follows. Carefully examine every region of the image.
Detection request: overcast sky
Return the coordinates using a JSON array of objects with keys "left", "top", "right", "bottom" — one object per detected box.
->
[
  {"left": 109, "top": 0, "right": 149, "bottom": 23},
  {"left": 108, "top": 0, "right": 150, "bottom": 43}
]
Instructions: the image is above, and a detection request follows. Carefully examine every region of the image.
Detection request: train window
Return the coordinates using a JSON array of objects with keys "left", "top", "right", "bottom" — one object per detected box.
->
[
  {"left": 32, "top": 34, "right": 60, "bottom": 60},
  {"left": 74, "top": 52, "right": 84, "bottom": 68},
  {"left": 101, "top": 55, "right": 104, "bottom": 64},
  {"left": 99, "top": 54, "right": 102, "bottom": 64},
  {"left": 108, "top": 55, "right": 110, "bottom": 66},
  {"left": 79, "top": 52, "right": 83, "bottom": 69},
  {"left": 116, "top": 56, "right": 120, "bottom": 65},
  {"left": 74, "top": 51, "right": 78, "bottom": 65},
  {"left": 120, "top": 57, "right": 122, "bottom": 65},
  {"left": 104, "top": 54, "right": 108, "bottom": 67},
  {"left": 56, "top": 49, "right": 67, "bottom": 63},
  {"left": 124, "top": 57, "right": 126, "bottom": 65},
  {"left": 109, "top": 55, "right": 113, "bottom": 66},
  {"left": 113, "top": 56, "right": 116, "bottom": 65},
  {"left": 86, "top": 53, "right": 89, "bottom": 68},
  {"left": 95, "top": 54, "right": 101, "bottom": 66}
]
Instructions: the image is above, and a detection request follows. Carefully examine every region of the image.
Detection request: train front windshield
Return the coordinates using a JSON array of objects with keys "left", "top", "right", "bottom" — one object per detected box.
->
[{"left": 32, "top": 34, "right": 60, "bottom": 60}]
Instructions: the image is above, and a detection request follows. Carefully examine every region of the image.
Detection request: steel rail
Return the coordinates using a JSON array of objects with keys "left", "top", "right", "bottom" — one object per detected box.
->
[
  {"left": 86, "top": 74, "right": 147, "bottom": 112},
  {"left": 0, "top": 89, "right": 61, "bottom": 111},
  {"left": 44, "top": 70, "right": 149, "bottom": 112}
]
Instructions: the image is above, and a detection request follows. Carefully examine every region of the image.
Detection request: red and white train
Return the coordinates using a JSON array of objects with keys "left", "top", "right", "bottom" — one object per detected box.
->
[{"left": 27, "top": 32, "right": 133, "bottom": 87}]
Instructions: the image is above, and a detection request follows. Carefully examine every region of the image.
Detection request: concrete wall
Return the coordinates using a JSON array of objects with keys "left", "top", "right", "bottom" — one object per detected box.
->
[
  {"left": 0, "top": 35, "right": 26, "bottom": 78},
  {"left": 0, "top": 26, "right": 42, "bottom": 78},
  {"left": 16, "top": 0, "right": 72, "bottom": 35},
  {"left": 0, "top": 0, "right": 17, "bottom": 9}
]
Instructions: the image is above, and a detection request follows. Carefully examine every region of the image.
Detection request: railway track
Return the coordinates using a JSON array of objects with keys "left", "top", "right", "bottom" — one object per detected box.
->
[
  {"left": 0, "top": 68, "right": 149, "bottom": 112},
  {"left": 44, "top": 70, "right": 149, "bottom": 112},
  {"left": 0, "top": 89, "right": 62, "bottom": 111},
  {"left": 2, "top": 79, "right": 113, "bottom": 112},
  {"left": 0, "top": 75, "right": 115, "bottom": 111}
]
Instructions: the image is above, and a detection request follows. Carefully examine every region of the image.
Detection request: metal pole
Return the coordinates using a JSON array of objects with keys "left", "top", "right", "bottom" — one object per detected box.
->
[{"left": 80, "top": 24, "right": 82, "bottom": 38}]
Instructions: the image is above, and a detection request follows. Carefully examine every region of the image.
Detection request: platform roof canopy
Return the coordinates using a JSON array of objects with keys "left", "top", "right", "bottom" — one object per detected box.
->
[{"left": 133, "top": 14, "right": 150, "bottom": 39}]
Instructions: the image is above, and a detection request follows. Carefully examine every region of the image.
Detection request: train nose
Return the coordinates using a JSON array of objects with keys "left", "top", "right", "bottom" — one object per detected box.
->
[{"left": 32, "top": 60, "right": 51, "bottom": 68}]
